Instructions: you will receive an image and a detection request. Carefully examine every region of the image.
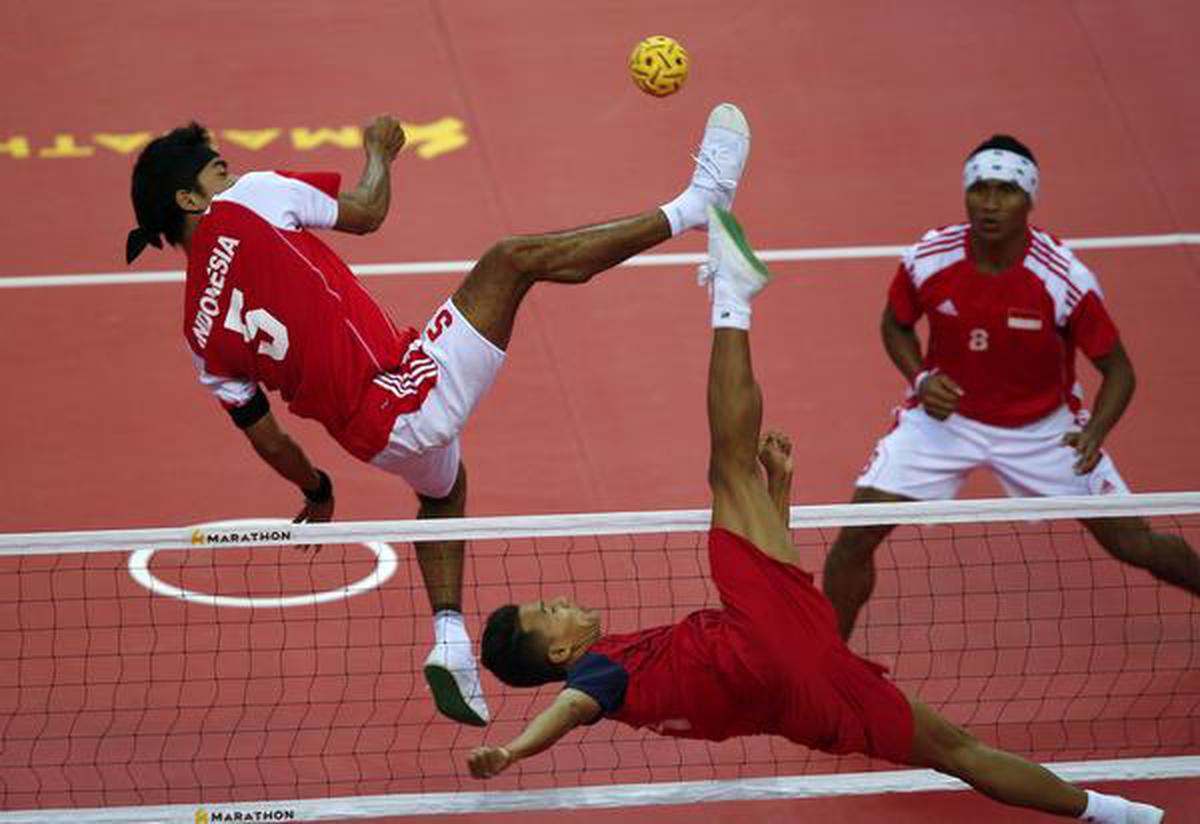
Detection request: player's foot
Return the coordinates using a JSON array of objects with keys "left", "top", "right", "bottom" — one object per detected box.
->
[
  {"left": 690, "top": 103, "right": 751, "bottom": 215},
  {"left": 424, "top": 643, "right": 490, "bottom": 727},
  {"left": 699, "top": 205, "right": 770, "bottom": 329},
  {"left": 702, "top": 204, "right": 771, "bottom": 298},
  {"left": 661, "top": 103, "right": 751, "bottom": 234},
  {"left": 758, "top": 431, "right": 794, "bottom": 480}
]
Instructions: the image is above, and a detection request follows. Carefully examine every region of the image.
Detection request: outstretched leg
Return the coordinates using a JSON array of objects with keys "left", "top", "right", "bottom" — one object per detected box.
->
[
  {"left": 415, "top": 104, "right": 751, "bottom": 726},
  {"left": 1083, "top": 515, "right": 1200, "bottom": 596},
  {"left": 414, "top": 463, "right": 468, "bottom": 614},
  {"left": 907, "top": 697, "right": 1163, "bottom": 822},
  {"left": 413, "top": 463, "right": 489, "bottom": 727},
  {"left": 453, "top": 211, "right": 670, "bottom": 349},
  {"left": 702, "top": 206, "right": 795, "bottom": 563},
  {"left": 823, "top": 485, "right": 911, "bottom": 640},
  {"left": 455, "top": 104, "right": 752, "bottom": 351}
]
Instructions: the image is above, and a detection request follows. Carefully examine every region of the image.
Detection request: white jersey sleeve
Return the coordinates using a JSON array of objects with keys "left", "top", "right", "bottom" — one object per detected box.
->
[
  {"left": 213, "top": 171, "right": 339, "bottom": 231},
  {"left": 1025, "top": 227, "right": 1105, "bottom": 327},
  {"left": 190, "top": 351, "right": 259, "bottom": 409}
]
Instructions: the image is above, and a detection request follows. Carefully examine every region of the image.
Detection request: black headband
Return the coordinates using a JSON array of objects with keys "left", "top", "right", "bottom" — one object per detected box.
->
[{"left": 126, "top": 144, "right": 219, "bottom": 264}]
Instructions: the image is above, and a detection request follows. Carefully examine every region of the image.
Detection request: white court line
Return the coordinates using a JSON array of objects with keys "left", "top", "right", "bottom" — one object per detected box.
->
[
  {"left": 0, "top": 756, "right": 1194, "bottom": 821},
  {"left": 3, "top": 232, "right": 1198, "bottom": 290}
]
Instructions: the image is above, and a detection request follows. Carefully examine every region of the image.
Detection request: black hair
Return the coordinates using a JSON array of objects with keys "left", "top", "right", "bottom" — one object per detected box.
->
[
  {"left": 128, "top": 122, "right": 217, "bottom": 252},
  {"left": 481, "top": 604, "right": 567, "bottom": 687},
  {"left": 967, "top": 134, "right": 1036, "bottom": 165}
]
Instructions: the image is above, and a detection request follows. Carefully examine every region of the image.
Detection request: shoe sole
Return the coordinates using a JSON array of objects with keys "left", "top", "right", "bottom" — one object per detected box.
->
[
  {"left": 423, "top": 664, "right": 488, "bottom": 727},
  {"left": 710, "top": 205, "right": 770, "bottom": 281},
  {"left": 707, "top": 102, "right": 750, "bottom": 141}
]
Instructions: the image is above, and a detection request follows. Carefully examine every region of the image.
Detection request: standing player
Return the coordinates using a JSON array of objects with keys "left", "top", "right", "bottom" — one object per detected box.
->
[
  {"left": 125, "top": 105, "right": 752, "bottom": 726},
  {"left": 469, "top": 206, "right": 1165, "bottom": 823},
  {"left": 823, "top": 134, "right": 1199, "bottom": 640}
]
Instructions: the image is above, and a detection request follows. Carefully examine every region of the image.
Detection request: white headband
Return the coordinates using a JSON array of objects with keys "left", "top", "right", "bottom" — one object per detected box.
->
[{"left": 963, "top": 148, "right": 1039, "bottom": 201}]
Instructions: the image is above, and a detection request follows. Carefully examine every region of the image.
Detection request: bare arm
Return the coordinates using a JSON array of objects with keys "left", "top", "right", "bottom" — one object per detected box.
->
[
  {"left": 881, "top": 304, "right": 924, "bottom": 384},
  {"left": 241, "top": 412, "right": 335, "bottom": 526},
  {"left": 1063, "top": 341, "right": 1136, "bottom": 473},
  {"left": 467, "top": 688, "right": 600, "bottom": 779},
  {"left": 882, "top": 305, "right": 963, "bottom": 419},
  {"left": 334, "top": 115, "right": 406, "bottom": 235}
]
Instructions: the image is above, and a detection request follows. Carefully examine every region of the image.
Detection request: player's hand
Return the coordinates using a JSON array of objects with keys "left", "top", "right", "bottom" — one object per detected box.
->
[
  {"left": 918, "top": 372, "right": 965, "bottom": 420},
  {"left": 293, "top": 473, "right": 335, "bottom": 552},
  {"left": 468, "top": 746, "right": 515, "bottom": 779},
  {"left": 758, "top": 430, "right": 794, "bottom": 481},
  {"left": 1062, "top": 427, "right": 1105, "bottom": 474},
  {"left": 363, "top": 115, "right": 406, "bottom": 162}
]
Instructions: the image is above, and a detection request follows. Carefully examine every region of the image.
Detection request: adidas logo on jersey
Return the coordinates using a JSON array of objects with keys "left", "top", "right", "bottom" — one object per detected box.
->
[{"left": 936, "top": 299, "right": 958, "bottom": 317}]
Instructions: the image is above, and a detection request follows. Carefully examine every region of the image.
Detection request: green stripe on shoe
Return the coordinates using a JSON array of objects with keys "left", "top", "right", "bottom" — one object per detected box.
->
[
  {"left": 711, "top": 206, "right": 771, "bottom": 278},
  {"left": 424, "top": 664, "right": 488, "bottom": 727}
]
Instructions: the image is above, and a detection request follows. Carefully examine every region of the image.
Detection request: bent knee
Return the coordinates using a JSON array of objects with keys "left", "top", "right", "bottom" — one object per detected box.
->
[
  {"left": 911, "top": 707, "right": 979, "bottom": 774},
  {"left": 482, "top": 236, "right": 545, "bottom": 277},
  {"left": 932, "top": 733, "right": 983, "bottom": 777},
  {"left": 417, "top": 464, "right": 467, "bottom": 517}
]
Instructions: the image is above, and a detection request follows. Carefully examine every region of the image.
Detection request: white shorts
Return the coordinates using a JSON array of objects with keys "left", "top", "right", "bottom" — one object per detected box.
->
[
  {"left": 370, "top": 298, "right": 505, "bottom": 499},
  {"left": 856, "top": 405, "right": 1129, "bottom": 500}
]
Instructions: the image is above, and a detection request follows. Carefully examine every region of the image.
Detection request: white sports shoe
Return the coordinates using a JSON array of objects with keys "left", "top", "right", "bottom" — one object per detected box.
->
[
  {"left": 424, "top": 642, "right": 490, "bottom": 727},
  {"left": 699, "top": 204, "right": 771, "bottom": 303},
  {"left": 689, "top": 103, "right": 751, "bottom": 217}
]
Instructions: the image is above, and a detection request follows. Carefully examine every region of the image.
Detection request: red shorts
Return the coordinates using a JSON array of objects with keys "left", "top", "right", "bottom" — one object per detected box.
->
[{"left": 709, "top": 528, "right": 914, "bottom": 764}]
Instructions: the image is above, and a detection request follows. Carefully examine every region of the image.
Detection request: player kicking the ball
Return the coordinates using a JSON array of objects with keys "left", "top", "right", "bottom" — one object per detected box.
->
[
  {"left": 126, "top": 105, "right": 751, "bottom": 727},
  {"left": 471, "top": 207, "right": 1165, "bottom": 823}
]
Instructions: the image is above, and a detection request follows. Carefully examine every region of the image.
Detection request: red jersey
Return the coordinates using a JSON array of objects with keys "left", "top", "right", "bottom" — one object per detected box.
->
[
  {"left": 570, "top": 610, "right": 775, "bottom": 742},
  {"left": 888, "top": 224, "right": 1120, "bottom": 427},
  {"left": 183, "top": 171, "right": 433, "bottom": 460},
  {"left": 565, "top": 529, "right": 913, "bottom": 762}
]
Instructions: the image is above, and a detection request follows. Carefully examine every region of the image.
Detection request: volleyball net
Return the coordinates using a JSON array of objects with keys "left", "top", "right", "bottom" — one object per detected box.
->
[{"left": 1, "top": 493, "right": 1197, "bottom": 822}]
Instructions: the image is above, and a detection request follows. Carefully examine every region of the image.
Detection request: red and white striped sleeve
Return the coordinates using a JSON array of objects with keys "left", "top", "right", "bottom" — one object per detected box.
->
[{"left": 1029, "top": 230, "right": 1120, "bottom": 359}]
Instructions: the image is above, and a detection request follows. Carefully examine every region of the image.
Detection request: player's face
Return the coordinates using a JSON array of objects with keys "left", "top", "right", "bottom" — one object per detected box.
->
[
  {"left": 965, "top": 179, "right": 1030, "bottom": 242},
  {"left": 194, "top": 157, "right": 236, "bottom": 199},
  {"left": 177, "top": 157, "right": 237, "bottom": 215},
  {"left": 519, "top": 596, "right": 600, "bottom": 651}
]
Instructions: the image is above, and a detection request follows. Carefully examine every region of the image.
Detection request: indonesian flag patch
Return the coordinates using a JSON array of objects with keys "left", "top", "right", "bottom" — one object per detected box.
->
[{"left": 1007, "top": 308, "right": 1043, "bottom": 331}]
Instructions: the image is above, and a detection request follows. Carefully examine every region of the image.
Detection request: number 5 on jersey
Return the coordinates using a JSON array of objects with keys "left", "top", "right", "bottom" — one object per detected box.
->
[{"left": 224, "top": 288, "right": 289, "bottom": 361}]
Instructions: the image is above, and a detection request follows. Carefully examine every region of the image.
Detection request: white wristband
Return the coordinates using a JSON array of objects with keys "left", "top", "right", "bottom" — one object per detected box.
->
[{"left": 912, "top": 368, "right": 937, "bottom": 394}]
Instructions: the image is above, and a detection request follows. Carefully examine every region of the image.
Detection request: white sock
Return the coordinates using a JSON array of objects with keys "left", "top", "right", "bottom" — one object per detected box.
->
[
  {"left": 660, "top": 188, "right": 708, "bottom": 236},
  {"left": 1081, "top": 790, "right": 1163, "bottom": 824},
  {"left": 712, "top": 301, "right": 751, "bottom": 329},
  {"left": 1084, "top": 791, "right": 1118, "bottom": 824},
  {"left": 710, "top": 274, "right": 753, "bottom": 330},
  {"left": 1081, "top": 790, "right": 1125, "bottom": 823},
  {"left": 433, "top": 610, "right": 470, "bottom": 648}
]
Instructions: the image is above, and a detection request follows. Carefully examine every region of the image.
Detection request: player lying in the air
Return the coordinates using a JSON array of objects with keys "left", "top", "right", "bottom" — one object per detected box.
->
[{"left": 469, "top": 207, "right": 1165, "bottom": 824}]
